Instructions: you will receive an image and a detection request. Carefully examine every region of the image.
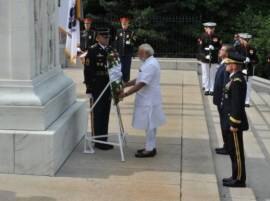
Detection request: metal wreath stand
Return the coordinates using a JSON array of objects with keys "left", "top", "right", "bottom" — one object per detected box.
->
[{"left": 83, "top": 66, "right": 127, "bottom": 162}]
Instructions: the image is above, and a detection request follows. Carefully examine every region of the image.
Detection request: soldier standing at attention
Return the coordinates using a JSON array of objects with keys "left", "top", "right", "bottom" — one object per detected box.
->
[
  {"left": 84, "top": 28, "right": 114, "bottom": 150},
  {"left": 115, "top": 17, "right": 136, "bottom": 83},
  {"left": 197, "top": 22, "right": 222, "bottom": 96},
  {"left": 80, "top": 17, "right": 96, "bottom": 52},
  {"left": 235, "top": 33, "right": 259, "bottom": 107},
  {"left": 221, "top": 52, "right": 249, "bottom": 188}
]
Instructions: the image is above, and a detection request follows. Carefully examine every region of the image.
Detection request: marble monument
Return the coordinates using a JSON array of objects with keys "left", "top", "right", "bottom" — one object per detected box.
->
[{"left": 0, "top": 0, "right": 87, "bottom": 176}]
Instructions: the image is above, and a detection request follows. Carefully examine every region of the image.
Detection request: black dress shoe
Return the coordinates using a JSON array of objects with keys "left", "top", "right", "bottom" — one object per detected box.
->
[
  {"left": 204, "top": 91, "right": 210, "bottom": 96},
  {"left": 135, "top": 149, "right": 157, "bottom": 158},
  {"left": 215, "top": 147, "right": 229, "bottom": 155},
  {"left": 222, "top": 177, "right": 233, "bottom": 183},
  {"left": 95, "top": 143, "right": 114, "bottom": 150},
  {"left": 223, "top": 179, "right": 246, "bottom": 188},
  {"left": 137, "top": 148, "right": 157, "bottom": 155},
  {"left": 245, "top": 104, "right": 250, "bottom": 108},
  {"left": 209, "top": 91, "right": 214, "bottom": 96}
]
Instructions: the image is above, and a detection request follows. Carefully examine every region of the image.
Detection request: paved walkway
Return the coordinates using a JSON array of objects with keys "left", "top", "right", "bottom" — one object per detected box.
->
[
  {"left": 0, "top": 67, "right": 269, "bottom": 200},
  {"left": 59, "top": 69, "right": 219, "bottom": 201}
]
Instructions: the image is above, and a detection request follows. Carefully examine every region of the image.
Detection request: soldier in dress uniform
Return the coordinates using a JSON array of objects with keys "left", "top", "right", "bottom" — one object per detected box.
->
[
  {"left": 84, "top": 27, "right": 114, "bottom": 150},
  {"left": 235, "top": 33, "right": 259, "bottom": 107},
  {"left": 221, "top": 52, "right": 249, "bottom": 188},
  {"left": 80, "top": 17, "right": 96, "bottom": 52},
  {"left": 114, "top": 17, "right": 136, "bottom": 82},
  {"left": 197, "top": 22, "right": 222, "bottom": 96}
]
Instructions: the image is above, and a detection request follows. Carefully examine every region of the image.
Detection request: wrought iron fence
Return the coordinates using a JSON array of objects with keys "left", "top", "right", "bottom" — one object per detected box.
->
[
  {"left": 134, "top": 16, "right": 202, "bottom": 58},
  {"left": 89, "top": 15, "right": 202, "bottom": 58}
]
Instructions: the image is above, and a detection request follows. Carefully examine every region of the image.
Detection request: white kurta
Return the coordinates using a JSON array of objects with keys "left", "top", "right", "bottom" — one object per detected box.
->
[{"left": 132, "top": 56, "right": 166, "bottom": 130}]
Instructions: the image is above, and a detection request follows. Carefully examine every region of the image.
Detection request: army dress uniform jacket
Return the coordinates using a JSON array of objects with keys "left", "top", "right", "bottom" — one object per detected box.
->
[
  {"left": 84, "top": 44, "right": 113, "bottom": 139},
  {"left": 235, "top": 45, "right": 259, "bottom": 76},
  {"left": 220, "top": 71, "right": 249, "bottom": 131},
  {"left": 197, "top": 33, "right": 222, "bottom": 64},
  {"left": 84, "top": 44, "right": 113, "bottom": 94},
  {"left": 80, "top": 29, "right": 96, "bottom": 52},
  {"left": 115, "top": 28, "right": 136, "bottom": 57}
]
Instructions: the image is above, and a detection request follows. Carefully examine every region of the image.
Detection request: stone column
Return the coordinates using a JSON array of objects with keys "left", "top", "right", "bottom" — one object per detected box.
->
[{"left": 0, "top": 0, "right": 87, "bottom": 176}]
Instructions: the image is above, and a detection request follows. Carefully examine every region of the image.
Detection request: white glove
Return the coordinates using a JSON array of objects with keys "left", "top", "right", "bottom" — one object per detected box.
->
[
  {"left": 208, "top": 45, "right": 214, "bottom": 50},
  {"left": 205, "top": 55, "right": 211, "bottom": 60},
  {"left": 242, "top": 69, "right": 247, "bottom": 75},
  {"left": 244, "top": 57, "right": 250, "bottom": 64}
]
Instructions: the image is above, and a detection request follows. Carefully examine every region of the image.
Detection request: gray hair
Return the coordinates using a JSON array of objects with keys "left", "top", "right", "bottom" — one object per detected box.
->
[{"left": 139, "top": 43, "right": 155, "bottom": 56}]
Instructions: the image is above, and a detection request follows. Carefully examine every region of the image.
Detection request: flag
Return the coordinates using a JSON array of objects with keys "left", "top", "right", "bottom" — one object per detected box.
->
[{"left": 58, "top": 0, "right": 83, "bottom": 64}]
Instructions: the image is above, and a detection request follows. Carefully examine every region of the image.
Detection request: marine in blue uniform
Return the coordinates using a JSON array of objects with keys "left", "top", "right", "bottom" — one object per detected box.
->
[
  {"left": 114, "top": 17, "right": 136, "bottom": 82},
  {"left": 197, "top": 22, "right": 222, "bottom": 95},
  {"left": 84, "top": 28, "right": 114, "bottom": 150},
  {"left": 235, "top": 33, "right": 259, "bottom": 107},
  {"left": 213, "top": 44, "right": 233, "bottom": 155},
  {"left": 221, "top": 52, "right": 249, "bottom": 188}
]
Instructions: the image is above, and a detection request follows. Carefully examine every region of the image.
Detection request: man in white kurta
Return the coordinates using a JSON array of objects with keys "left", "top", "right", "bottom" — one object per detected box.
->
[{"left": 119, "top": 44, "right": 166, "bottom": 158}]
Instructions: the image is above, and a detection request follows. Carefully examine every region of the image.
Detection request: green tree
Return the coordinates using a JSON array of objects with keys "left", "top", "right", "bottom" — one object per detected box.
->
[{"left": 82, "top": 0, "right": 270, "bottom": 76}]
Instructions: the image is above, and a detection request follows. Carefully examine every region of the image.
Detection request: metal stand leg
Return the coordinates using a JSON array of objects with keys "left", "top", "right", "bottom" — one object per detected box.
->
[
  {"left": 82, "top": 81, "right": 127, "bottom": 161},
  {"left": 83, "top": 135, "right": 95, "bottom": 154}
]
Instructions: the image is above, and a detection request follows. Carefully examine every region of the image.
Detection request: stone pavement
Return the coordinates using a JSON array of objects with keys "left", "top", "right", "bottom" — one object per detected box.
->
[
  {"left": 59, "top": 68, "right": 220, "bottom": 201},
  {"left": 0, "top": 66, "right": 269, "bottom": 201}
]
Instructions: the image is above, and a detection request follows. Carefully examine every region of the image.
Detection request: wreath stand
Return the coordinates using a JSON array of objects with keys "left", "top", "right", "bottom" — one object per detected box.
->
[{"left": 83, "top": 81, "right": 127, "bottom": 162}]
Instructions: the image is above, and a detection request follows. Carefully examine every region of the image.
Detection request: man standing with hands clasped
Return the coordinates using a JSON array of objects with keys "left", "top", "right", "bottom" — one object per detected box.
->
[
  {"left": 213, "top": 44, "right": 233, "bottom": 155},
  {"left": 119, "top": 44, "right": 166, "bottom": 158}
]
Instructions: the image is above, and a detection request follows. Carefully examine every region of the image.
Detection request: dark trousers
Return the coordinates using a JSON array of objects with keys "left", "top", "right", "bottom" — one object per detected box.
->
[
  {"left": 120, "top": 55, "right": 132, "bottom": 82},
  {"left": 227, "top": 130, "right": 246, "bottom": 182},
  {"left": 217, "top": 106, "right": 228, "bottom": 150},
  {"left": 92, "top": 82, "right": 111, "bottom": 142}
]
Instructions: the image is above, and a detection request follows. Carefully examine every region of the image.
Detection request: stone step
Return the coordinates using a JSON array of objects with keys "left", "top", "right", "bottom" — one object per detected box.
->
[
  {"left": 181, "top": 71, "right": 220, "bottom": 201},
  {"left": 227, "top": 188, "right": 257, "bottom": 201},
  {"left": 258, "top": 92, "right": 270, "bottom": 109},
  {"left": 251, "top": 90, "right": 267, "bottom": 106}
]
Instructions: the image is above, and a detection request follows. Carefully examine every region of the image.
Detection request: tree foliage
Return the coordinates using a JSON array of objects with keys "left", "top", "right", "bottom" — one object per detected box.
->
[{"left": 82, "top": 0, "right": 270, "bottom": 76}]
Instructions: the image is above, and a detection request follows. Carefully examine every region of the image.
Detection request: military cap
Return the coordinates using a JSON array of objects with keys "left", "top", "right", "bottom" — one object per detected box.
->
[
  {"left": 224, "top": 51, "right": 245, "bottom": 64},
  {"left": 238, "top": 33, "right": 252, "bottom": 40},
  {"left": 203, "top": 22, "right": 217, "bottom": 27}
]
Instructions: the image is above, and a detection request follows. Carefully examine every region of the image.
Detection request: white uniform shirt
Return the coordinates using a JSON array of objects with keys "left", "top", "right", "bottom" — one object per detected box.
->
[{"left": 132, "top": 56, "right": 166, "bottom": 130}]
